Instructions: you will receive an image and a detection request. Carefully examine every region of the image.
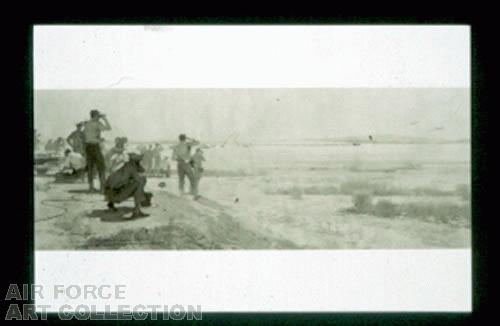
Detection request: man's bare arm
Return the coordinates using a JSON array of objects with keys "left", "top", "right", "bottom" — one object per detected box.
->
[
  {"left": 100, "top": 115, "right": 112, "bottom": 131},
  {"left": 186, "top": 137, "right": 199, "bottom": 146},
  {"left": 66, "top": 133, "right": 74, "bottom": 147}
]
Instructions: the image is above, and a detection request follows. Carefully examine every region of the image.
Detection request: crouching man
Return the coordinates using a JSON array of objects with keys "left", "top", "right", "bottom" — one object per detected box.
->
[{"left": 103, "top": 152, "right": 152, "bottom": 219}]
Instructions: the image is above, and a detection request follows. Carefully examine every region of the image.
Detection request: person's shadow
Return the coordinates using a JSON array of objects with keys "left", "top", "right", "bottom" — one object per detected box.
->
[
  {"left": 87, "top": 207, "right": 135, "bottom": 222},
  {"left": 195, "top": 196, "right": 227, "bottom": 210},
  {"left": 68, "top": 189, "right": 94, "bottom": 194}
]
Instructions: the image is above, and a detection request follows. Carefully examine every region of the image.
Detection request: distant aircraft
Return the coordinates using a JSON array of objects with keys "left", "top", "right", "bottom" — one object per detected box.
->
[{"left": 431, "top": 126, "right": 445, "bottom": 132}]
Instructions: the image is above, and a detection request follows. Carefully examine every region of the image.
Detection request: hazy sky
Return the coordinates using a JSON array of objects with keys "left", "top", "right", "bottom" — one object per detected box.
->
[
  {"left": 34, "top": 26, "right": 470, "bottom": 89},
  {"left": 34, "top": 88, "right": 469, "bottom": 142},
  {"left": 33, "top": 26, "right": 470, "bottom": 142}
]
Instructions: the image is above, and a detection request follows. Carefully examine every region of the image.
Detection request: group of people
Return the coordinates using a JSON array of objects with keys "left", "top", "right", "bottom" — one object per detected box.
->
[
  {"left": 44, "top": 137, "right": 67, "bottom": 154},
  {"left": 53, "top": 109, "right": 206, "bottom": 218},
  {"left": 137, "top": 143, "right": 167, "bottom": 175}
]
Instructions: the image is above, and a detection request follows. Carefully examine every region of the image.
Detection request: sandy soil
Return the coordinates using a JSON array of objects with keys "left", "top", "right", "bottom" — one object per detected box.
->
[
  {"left": 35, "top": 176, "right": 300, "bottom": 250},
  {"left": 35, "top": 164, "right": 470, "bottom": 250}
]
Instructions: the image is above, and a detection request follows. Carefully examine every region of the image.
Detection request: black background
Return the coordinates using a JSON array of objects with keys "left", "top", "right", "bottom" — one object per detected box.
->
[{"left": 2, "top": 12, "right": 493, "bottom": 325}]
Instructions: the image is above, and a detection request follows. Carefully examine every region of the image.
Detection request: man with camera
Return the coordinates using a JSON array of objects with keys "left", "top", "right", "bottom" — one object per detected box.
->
[
  {"left": 172, "top": 134, "right": 199, "bottom": 195},
  {"left": 83, "top": 110, "right": 112, "bottom": 193}
]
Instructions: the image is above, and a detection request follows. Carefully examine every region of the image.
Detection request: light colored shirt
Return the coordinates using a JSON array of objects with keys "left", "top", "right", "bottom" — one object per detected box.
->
[
  {"left": 105, "top": 146, "right": 125, "bottom": 162},
  {"left": 83, "top": 120, "right": 108, "bottom": 144},
  {"left": 109, "top": 152, "right": 129, "bottom": 173},
  {"left": 191, "top": 152, "right": 205, "bottom": 169},
  {"left": 172, "top": 142, "right": 194, "bottom": 162},
  {"left": 62, "top": 153, "right": 86, "bottom": 171}
]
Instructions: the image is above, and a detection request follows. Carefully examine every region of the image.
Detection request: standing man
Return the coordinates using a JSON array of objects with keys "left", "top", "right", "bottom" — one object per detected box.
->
[
  {"left": 35, "top": 129, "right": 41, "bottom": 151},
  {"left": 190, "top": 148, "right": 205, "bottom": 200},
  {"left": 66, "top": 122, "right": 85, "bottom": 155},
  {"left": 143, "top": 144, "right": 154, "bottom": 174},
  {"left": 153, "top": 143, "right": 164, "bottom": 173},
  {"left": 172, "top": 134, "right": 199, "bottom": 195},
  {"left": 55, "top": 137, "right": 66, "bottom": 155},
  {"left": 83, "top": 110, "right": 111, "bottom": 193}
]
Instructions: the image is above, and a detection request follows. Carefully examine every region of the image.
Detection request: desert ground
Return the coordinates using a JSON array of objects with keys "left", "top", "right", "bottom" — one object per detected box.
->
[{"left": 35, "top": 143, "right": 470, "bottom": 250}]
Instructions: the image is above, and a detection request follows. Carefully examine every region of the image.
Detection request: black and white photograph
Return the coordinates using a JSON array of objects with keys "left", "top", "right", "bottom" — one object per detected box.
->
[
  {"left": 32, "top": 25, "right": 472, "bottom": 313},
  {"left": 34, "top": 26, "right": 470, "bottom": 250}
]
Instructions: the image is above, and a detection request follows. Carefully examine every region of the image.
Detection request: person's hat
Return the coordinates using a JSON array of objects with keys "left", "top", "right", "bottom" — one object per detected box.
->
[
  {"left": 128, "top": 151, "right": 143, "bottom": 162},
  {"left": 90, "top": 109, "right": 101, "bottom": 117}
]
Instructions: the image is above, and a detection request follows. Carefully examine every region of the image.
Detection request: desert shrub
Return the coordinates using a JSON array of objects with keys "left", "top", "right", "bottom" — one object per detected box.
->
[
  {"left": 340, "top": 180, "right": 455, "bottom": 197},
  {"left": 352, "top": 193, "right": 373, "bottom": 212},
  {"left": 455, "top": 184, "right": 470, "bottom": 201},
  {"left": 203, "top": 169, "right": 254, "bottom": 177},
  {"left": 371, "top": 186, "right": 398, "bottom": 196},
  {"left": 341, "top": 181, "right": 369, "bottom": 194},
  {"left": 345, "top": 190, "right": 470, "bottom": 226},
  {"left": 341, "top": 181, "right": 400, "bottom": 196},
  {"left": 413, "top": 187, "right": 454, "bottom": 197},
  {"left": 400, "top": 202, "right": 471, "bottom": 225},
  {"left": 288, "top": 187, "right": 303, "bottom": 200},
  {"left": 268, "top": 185, "right": 338, "bottom": 196},
  {"left": 372, "top": 199, "right": 400, "bottom": 218},
  {"left": 303, "top": 186, "right": 339, "bottom": 195}
]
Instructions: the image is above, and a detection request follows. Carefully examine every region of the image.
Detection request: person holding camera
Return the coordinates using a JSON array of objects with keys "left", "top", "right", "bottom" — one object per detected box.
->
[
  {"left": 83, "top": 109, "right": 111, "bottom": 193},
  {"left": 172, "top": 134, "right": 199, "bottom": 195}
]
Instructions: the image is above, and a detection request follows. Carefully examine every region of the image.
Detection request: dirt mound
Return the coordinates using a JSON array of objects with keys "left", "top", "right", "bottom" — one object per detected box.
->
[{"left": 35, "top": 181, "right": 300, "bottom": 250}]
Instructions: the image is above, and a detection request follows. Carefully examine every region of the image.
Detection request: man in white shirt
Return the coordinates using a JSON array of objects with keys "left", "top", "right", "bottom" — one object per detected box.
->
[
  {"left": 54, "top": 149, "right": 87, "bottom": 183},
  {"left": 83, "top": 109, "right": 111, "bottom": 193},
  {"left": 61, "top": 149, "right": 86, "bottom": 174},
  {"left": 171, "top": 134, "right": 198, "bottom": 195}
]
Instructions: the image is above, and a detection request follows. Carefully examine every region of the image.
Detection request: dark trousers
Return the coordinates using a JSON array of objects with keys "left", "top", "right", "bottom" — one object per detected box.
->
[
  {"left": 54, "top": 168, "right": 86, "bottom": 184},
  {"left": 105, "top": 176, "right": 147, "bottom": 206},
  {"left": 85, "top": 143, "right": 106, "bottom": 189},
  {"left": 177, "top": 160, "right": 194, "bottom": 193},
  {"left": 192, "top": 167, "right": 203, "bottom": 196}
]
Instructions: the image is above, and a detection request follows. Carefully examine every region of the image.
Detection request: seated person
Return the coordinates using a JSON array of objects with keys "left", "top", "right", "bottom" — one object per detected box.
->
[
  {"left": 54, "top": 149, "right": 86, "bottom": 182},
  {"left": 103, "top": 152, "right": 152, "bottom": 219}
]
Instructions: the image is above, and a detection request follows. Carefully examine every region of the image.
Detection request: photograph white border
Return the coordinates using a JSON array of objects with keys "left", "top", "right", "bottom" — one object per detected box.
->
[{"left": 34, "top": 25, "right": 472, "bottom": 312}]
